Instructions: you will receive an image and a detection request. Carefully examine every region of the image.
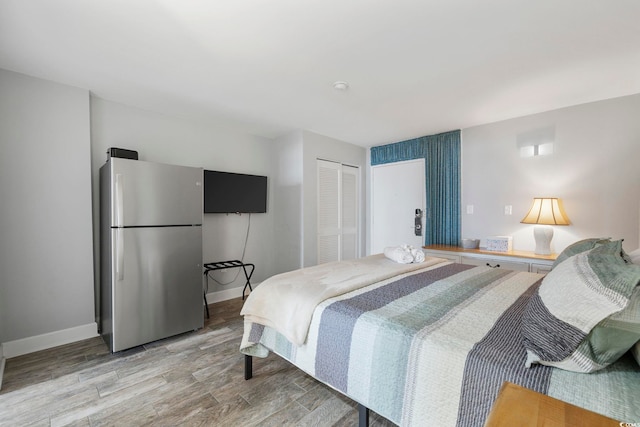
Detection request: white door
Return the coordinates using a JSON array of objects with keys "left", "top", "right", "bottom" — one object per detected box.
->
[{"left": 371, "top": 159, "right": 425, "bottom": 254}]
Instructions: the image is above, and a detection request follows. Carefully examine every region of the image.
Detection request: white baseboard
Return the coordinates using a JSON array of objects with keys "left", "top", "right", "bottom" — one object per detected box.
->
[
  {"left": 2, "top": 323, "right": 99, "bottom": 359},
  {"left": 1, "top": 284, "right": 256, "bottom": 361},
  {"left": 205, "top": 282, "right": 258, "bottom": 305}
]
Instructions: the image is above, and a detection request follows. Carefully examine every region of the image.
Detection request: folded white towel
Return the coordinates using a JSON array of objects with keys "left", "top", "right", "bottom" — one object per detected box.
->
[
  {"left": 384, "top": 246, "right": 415, "bottom": 264},
  {"left": 411, "top": 248, "right": 425, "bottom": 263}
]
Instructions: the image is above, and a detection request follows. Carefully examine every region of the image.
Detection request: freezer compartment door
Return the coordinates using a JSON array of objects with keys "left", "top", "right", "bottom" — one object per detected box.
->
[
  {"left": 110, "top": 226, "right": 203, "bottom": 352},
  {"left": 109, "top": 158, "right": 203, "bottom": 227}
]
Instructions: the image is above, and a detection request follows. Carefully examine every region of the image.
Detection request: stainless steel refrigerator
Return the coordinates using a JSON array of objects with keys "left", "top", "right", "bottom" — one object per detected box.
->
[{"left": 100, "top": 158, "right": 203, "bottom": 352}]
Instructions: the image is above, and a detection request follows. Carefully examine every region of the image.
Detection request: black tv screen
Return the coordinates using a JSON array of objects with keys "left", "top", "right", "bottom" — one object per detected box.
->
[{"left": 204, "top": 170, "right": 267, "bottom": 213}]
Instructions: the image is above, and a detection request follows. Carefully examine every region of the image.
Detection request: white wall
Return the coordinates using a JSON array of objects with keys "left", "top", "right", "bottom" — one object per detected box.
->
[
  {"left": 90, "top": 98, "right": 278, "bottom": 309},
  {"left": 272, "top": 131, "right": 304, "bottom": 274},
  {"left": 0, "top": 69, "right": 95, "bottom": 355},
  {"left": 462, "top": 93, "right": 640, "bottom": 253}
]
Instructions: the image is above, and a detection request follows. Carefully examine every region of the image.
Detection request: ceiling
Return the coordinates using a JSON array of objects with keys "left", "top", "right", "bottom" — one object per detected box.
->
[{"left": 1, "top": 1, "right": 639, "bottom": 147}]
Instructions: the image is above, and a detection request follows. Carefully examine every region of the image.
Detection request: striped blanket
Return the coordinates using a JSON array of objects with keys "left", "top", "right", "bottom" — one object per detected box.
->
[
  {"left": 240, "top": 254, "right": 446, "bottom": 346},
  {"left": 240, "top": 262, "right": 640, "bottom": 426}
]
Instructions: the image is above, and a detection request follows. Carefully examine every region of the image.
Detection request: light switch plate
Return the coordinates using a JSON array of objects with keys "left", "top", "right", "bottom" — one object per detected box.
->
[{"left": 504, "top": 205, "right": 512, "bottom": 215}]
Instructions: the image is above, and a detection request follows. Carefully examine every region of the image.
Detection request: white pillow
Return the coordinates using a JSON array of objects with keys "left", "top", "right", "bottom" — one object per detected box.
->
[{"left": 629, "top": 248, "right": 640, "bottom": 265}]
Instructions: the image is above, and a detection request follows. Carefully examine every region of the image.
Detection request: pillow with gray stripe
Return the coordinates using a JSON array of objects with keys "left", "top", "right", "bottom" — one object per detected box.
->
[
  {"left": 551, "top": 237, "right": 611, "bottom": 269},
  {"left": 522, "top": 240, "right": 640, "bottom": 372}
]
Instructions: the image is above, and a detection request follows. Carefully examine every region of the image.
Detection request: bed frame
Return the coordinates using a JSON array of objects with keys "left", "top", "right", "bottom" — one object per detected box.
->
[{"left": 244, "top": 354, "right": 371, "bottom": 426}]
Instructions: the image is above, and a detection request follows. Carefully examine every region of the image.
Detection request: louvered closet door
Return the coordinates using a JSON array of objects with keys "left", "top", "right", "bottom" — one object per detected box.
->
[
  {"left": 317, "top": 159, "right": 359, "bottom": 264},
  {"left": 341, "top": 165, "right": 358, "bottom": 260},
  {"left": 317, "top": 160, "right": 341, "bottom": 264}
]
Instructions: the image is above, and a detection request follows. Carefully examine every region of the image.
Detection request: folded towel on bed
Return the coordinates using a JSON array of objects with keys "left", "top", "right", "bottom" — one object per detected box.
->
[
  {"left": 384, "top": 245, "right": 426, "bottom": 263},
  {"left": 412, "top": 248, "right": 425, "bottom": 263},
  {"left": 384, "top": 246, "right": 415, "bottom": 263}
]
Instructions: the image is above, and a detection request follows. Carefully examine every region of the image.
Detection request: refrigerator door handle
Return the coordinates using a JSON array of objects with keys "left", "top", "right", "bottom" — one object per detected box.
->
[
  {"left": 115, "top": 173, "right": 124, "bottom": 227},
  {"left": 116, "top": 228, "right": 124, "bottom": 280}
]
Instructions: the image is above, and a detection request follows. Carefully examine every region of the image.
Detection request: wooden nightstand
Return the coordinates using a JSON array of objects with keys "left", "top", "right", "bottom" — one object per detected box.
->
[
  {"left": 484, "top": 382, "right": 620, "bottom": 427},
  {"left": 423, "top": 244, "right": 556, "bottom": 274}
]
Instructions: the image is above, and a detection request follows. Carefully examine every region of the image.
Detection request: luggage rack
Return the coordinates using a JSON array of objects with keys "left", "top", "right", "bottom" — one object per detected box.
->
[{"left": 203, "top": 260, "right": 255, "bottom": 318}]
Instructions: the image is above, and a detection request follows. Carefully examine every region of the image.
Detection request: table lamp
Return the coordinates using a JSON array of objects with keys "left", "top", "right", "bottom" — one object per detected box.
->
[{"left": 521, "top": 197, "right": 570, "bottom": 255}]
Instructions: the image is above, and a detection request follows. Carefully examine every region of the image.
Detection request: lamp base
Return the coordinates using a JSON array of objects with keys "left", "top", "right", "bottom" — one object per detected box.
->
[{"left": 533, "top": 225, "right": 553, "bottom": 255}]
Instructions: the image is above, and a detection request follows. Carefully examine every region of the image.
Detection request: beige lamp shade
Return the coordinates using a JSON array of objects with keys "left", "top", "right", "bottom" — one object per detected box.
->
[{"left": 520, "top": 198, "right": 570, "bottom": 225}]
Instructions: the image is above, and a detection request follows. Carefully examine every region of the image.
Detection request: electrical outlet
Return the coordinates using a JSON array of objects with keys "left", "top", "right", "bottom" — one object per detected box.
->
[
  {"left": 504, "top": 205, "right": 512, "bottom": 215},
  {"left": 466, "top": 205, "right": 474, "bottom": 214}
]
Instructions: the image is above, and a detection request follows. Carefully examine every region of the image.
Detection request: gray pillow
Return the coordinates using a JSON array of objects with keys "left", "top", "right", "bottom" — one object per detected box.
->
[
  {"left": 552, "top": 237, "right": 610, "bottom": 269},
  {"left": 577, "top": 286, "right": 640, "bottom": 367},
  {"left": 522, "top": 240, "right": 640, "bottom": 372}
]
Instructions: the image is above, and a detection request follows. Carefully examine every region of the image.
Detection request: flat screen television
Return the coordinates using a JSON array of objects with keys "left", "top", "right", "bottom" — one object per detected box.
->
[{"left": 204, "top": 170, "right": 268, "bottom": 213}]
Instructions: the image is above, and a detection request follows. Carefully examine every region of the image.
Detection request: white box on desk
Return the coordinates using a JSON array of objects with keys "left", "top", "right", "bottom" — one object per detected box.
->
[{"left": 486, "top": 236, "right": 513, "bottom": 252}]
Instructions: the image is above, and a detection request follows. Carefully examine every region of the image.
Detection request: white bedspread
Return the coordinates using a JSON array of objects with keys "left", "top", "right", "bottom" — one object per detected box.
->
[{"left": 240, "top": 254, "right": 447, "bottom": 346}]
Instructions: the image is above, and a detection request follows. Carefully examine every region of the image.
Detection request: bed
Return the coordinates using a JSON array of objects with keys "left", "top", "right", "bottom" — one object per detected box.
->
[{"left": 240, "top": 241, "right": 640, "bottom": 426}]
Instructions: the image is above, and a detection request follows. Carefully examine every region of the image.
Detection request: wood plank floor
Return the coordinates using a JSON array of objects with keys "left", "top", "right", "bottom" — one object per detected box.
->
[{"left": 0, "top": 298, "right": 396, "bottom": 426}]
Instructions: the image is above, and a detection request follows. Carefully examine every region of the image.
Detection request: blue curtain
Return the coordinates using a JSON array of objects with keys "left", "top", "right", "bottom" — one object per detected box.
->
[
  {"left": 370, "top": 138, "right": 425, "bottom": 165},
  {"left": 423, "top": 131, "right": 460, "bottom": 246},
  {"left": 370, "top": 130, "right": 461, "bottom": 246}
]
